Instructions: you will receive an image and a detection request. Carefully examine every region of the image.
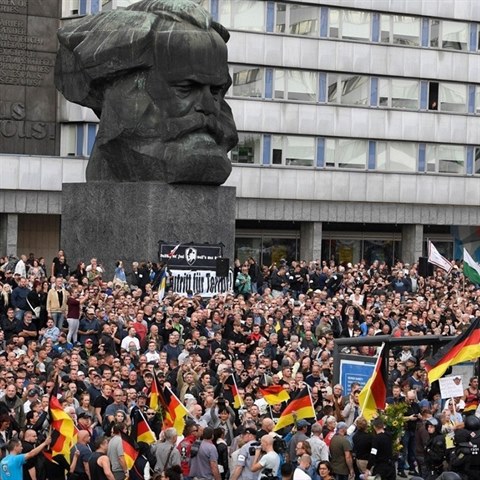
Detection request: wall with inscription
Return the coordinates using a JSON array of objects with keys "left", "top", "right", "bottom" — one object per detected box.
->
[{"left": 0, "top": 0, "right": 59, "bottom": 155}]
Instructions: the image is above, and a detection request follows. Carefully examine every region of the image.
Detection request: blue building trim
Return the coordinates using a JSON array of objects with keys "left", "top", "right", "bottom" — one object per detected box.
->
[
  {"left": 370, "top": 78, "right": 378, "bottom": 106},
  {"left": 420, "top": 81, "right": 428, "bottom": 110},
  {"left": 263, "top": 135, "right": 272, "bottom": 165},
  {"left": 372, "top": 13, "right": 380, "bottom": 43},
  {"left": 368, "top": 141, "right": 376, "bottom": 170},
  {"left": 320, "top": 6, "right": 329, "bottom": 38},
  {"left": 469, "top": 24, "right": 478, "bottom": 52},
  {"left": 266, "top": 2, "right": 275, "bottom": 33},
  {"left": 468, "top": 85, "right": 476, "bottom": 114},
  {"left": 76, "top": 124, "right": 84, "bottom": 156},
  {"left": 418, "top": 143, "right": 426, "bottom": 172},
  {"left": 316, "top": 138, "right": 325, "bottom": 168},
  {"left": 265, "top": 68, "right": 273, "bottom": 99},
  {"left": 210, "top": 0, "right": 219, "bottom": 22},
  {"left": 319, "top": 73, "right": 327, "bottom": 103},
  {"left": 421, "top": 18, "right": 429, "bottom": 47},
  {"left": 467, "top": 146, "right": 474, "bottom": 175},
  {"left": 91, "top": 0, "right": 100, "bottom": 13},
  {"left": 87, "top": 124, "right": 97, "bottom": 155},
  {"left": 79, "top": 0, "right": 87, "bottom": 15}
]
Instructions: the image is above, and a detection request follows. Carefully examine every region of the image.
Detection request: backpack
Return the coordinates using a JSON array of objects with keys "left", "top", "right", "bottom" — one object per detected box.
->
[{"left": 190, "top": 439, "right": 202, "bottom": 458}]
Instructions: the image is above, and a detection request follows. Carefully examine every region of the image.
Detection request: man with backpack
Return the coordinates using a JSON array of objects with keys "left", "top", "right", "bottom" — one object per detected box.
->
[
  {"left": 189, "top": 427, "right": 221, "bottom": 480},
  {"left": 178, "top": 422, "right": 202, "bottom": 480}
]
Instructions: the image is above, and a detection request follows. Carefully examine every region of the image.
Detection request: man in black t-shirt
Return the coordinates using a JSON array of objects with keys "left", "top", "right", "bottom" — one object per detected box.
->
[{"left": 365, "top": 417, "right": 395, "bottom": 480}]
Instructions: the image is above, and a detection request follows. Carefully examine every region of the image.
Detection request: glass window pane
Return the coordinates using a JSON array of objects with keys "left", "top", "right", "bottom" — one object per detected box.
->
[
  {"left": 340, "top": 75, "right": 369, "bottom": 105},
  {"left": 380, "top": 14, "right": 391, "bottom": 43},
  {"left": 378, "top": 142, "right": 417, "bottom": 172},
  {"left": 439, "top": 83, "right": 467, "bottom": 113},
  {"left": 392, "top": 15, "right": 420, "bottom": 46},
  {"left": 442, "top": 20, "right": 468, "bottom": 51},
  {"left": 60, "top": 124, "right": 77, "bottom": 156},
  {"left": 218, "top": 0, "right": 265, "bottom": 31},
  {"left": 275, "top": 3, "right": 286, "bottom": 33},
  {"left": 391, "top": 79, "right": 419, "bottom": 109},
  {"left": 378, "top": 78, "right": 389, "bottom": 106},
  {"left": 336, "top": 139, "right": 367, "bottom": 168},
  {"left": 329, "top": 9, "right": 339, "bottom": 38},
  {"left": 341, "top": 10, "right": 371, "bottom": 41},
  {"left": 272, "top": 135, "right": 283, "bottom": 164},
  {"left": 231, "top": 66, "right": 264, "bottom": 98},
  {"left": 235, "top": 238, "right": 262, "bottom": 265},
  {"left": 376, "top": 141, "right": 388, "bottom": 169},
  {"left": 274, "top": 70, "right": 285, "bottom": 99},
  {"left": 285, "top": 136, "right": 315, "bottom": 166},
  {"left": 287, "top": 71, "right": 317, "bottom": 101},
  {"left": 325, "top": 138, "right": 335, "bottom": 167},
  {"left": 430, "top": 19, "right": 440, "bottom": 47},
  {"left": 327, "top": 74, "right": 338, "bottom": 103},
  {"left": 289, "top": 5, "right": 319, "bottom": 36},
  {"left": 427, "top": 144, "right": 465, "bottom": 174},
  {"left": 231, "top": 133, "right": 262, "bottom": 164}
]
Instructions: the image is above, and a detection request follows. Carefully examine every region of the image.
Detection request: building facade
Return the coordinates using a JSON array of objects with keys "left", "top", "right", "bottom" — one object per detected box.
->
[{"left": 2, "top": 0, "right": 480, "bottom": 266}]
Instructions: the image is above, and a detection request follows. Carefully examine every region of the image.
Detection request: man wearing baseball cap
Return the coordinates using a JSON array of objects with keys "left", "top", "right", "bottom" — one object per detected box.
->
[
  {"left": 231, "top": 427, "right": 259, "bottom": 480},
  {"left": 330, "top": 422, "right": 354, "bottom": 480}
]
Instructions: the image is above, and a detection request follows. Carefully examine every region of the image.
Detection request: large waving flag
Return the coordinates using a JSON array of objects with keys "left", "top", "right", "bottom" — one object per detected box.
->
[
  {"left": 273, "top": 387, "right": 315, "bottom": 432},
  {"left": 259, "top": 385, "right": 290, "bottom": 405},
  {"left": 158, "top": 267, "right": 168, "bottom": 301},
  {"left": 224, "top": 374, "right": 243, "bottom": 409},
  {"left": 158, "top": 385, "right": 189, "bottom": 435},
  {"left": 121, "top": 432, "right": 138, "bottom": 471},
  {"left": 358, "top": 343, "right": 387, "bottom": 421},
  {"left": 131, "top": 407, "right": 156, "bottom": 445},
  {"left": 149, "top": 373, "right": 160, "bottom": 411},
  {"left": 463, "top": 248, "right": 480, "bottom": 284},
  {"left": 47, "top": 379, "right": 78, "bottom": 465},
  {"left": 428, "top": 241, "right": 452, "bottom": 274},
  {"left": 425, "top": 317, "right": 480, "bottom": 383}
]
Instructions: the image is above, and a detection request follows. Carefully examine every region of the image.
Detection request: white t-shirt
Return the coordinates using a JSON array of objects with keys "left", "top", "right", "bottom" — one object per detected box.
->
[
  {"left": 293, "top": 468, "right": 312, "bottom": 480},
  {"left": 259, "top": 451, "right": 281, "bottom": 477}
]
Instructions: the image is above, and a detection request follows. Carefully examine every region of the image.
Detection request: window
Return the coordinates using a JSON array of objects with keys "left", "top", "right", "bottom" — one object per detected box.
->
[
  {"left": 325, "top": 138, "right": 368, "bottom": 169},
  {"left": 60, "top": 123, "right": 97, "bottom": 156},
  {"left": 276, "top": 3, "right": 319, "bottom": 36},
  {"left": 231, "top": 66, "right": 264, "bottom": 98},
  {"left": 376, "top": 142, "right": 417, "bottom": 172},
  {"left": 327, "top": 75, "right": 369, "bottom": 106},
  {"left": 431, "top": 20, "right": 468, "bottom": 51},
  {"left": 63, "top": 0, "right": 101, "bottom": 15},
  {"left": 438, "top": 83, "right": 467, "bottom": 113},
  {"left": 378, "top": 78, "right": 420, "bottom": 109},
  {"left": 475, "top": 147, "right": 480, "bottom": 174},
  {"left": 272, "top": 135, "right": 315, "bottom": 166},
  {"left": 230, "top": 133, "right": 262, "bottom": 164},
  {"left": 426, "top": 144, "right": 465, "bottom": 174},
  {"left": 381, "top": 14, "right": 421, "bottom": 46},
  {"left": 329, "top": 9, "right": 371, "bottom": 41},
  {"left": 274, "top": 70, "right": 317, "bottom": 101},
  {"left": 218, "top": 0, "right": 265, "bottom": 32}
]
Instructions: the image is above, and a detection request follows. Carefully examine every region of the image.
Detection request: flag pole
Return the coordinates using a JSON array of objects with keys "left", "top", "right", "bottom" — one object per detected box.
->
[
  {"left": 231, "top": 374, "right": 244, "bottom": 409},
  {"left": 304, "top": 383, "right": 317, "bottom": 421}
]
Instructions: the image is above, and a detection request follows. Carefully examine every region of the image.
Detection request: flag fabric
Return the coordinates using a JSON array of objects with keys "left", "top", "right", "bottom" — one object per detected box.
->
[
  {"left": 358, "top": 343, "right": 387, "bottom": 421},
  {"left": 149, "top": 374, "right": 160, "bottom": 411},
  {"left": 158, "top": 267, "right": 168, "bottom": 301},
  {"left": 158, "top": 385, "right": 189, "bottom": 435},
  {"left": 463, "top": 248, "right": 480, "bottom": 284},
  {"left": 131, "top": 408, "right": 156, "bottom": 445},
  {"left": 48, "top": 380, "right": 78, "bottom": 465},
  {"left": 168, "top": 243, "right": 181, "bottom": 257},
  {"left": 425, "top": 317, "right": 480, "bottom": 383},
  {"left": 224, "top": 374, "right": 243, "bottom": 409},
  {"left": 428, "top": 241, "right": 453, "bottom": 274},
  {"left": 121, "top": 432, "right": 138, "bottom": 471},
  {"left": 259, "top": 385, "right": 290, "bottom": 405},
  {"left": 273, "top": 387, "right": 315, "bottom": 432}
]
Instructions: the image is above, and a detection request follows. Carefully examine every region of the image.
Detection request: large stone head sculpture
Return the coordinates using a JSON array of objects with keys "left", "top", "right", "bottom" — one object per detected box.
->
[{"left": 55, "top": 0, "right": 238, "bottom": 185}]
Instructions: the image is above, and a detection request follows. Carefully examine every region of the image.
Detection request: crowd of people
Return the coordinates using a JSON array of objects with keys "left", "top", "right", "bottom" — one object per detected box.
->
[{"left": 0, "top": 250, "right": 479, "bottom": 480}]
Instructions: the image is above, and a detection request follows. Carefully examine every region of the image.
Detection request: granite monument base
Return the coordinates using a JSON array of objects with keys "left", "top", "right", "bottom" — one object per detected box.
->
[{"left": 61, "top": 183, "right": 236, "bottom": 274}]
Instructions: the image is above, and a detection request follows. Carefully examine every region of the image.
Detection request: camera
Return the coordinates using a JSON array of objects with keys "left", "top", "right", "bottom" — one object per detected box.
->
[
  {"left": 248, "top": 442, "right": 261, "bottom": 456},
  {"left": 261, "top": 469, "right": 276, "bottom": 480},
  {"left": 273, "top": 437, "right": 287, "bottom": 455}
]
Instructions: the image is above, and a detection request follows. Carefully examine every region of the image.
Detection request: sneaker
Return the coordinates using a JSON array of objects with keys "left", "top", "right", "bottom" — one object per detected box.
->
[
  {"left": 398, "top": 472, "right": 407, "bottom": 478},
  {"left": 408, "top": 471, "right": 420, "bottom": 476}
]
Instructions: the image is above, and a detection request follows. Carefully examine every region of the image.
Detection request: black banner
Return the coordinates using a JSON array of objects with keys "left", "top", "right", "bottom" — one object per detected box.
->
[{"left": 158, "top": 243, "right": 223, "bottom": 270}]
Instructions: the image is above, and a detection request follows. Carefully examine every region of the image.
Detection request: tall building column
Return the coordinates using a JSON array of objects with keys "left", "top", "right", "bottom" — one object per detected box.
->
[
  {"left": 0, "top": 214, "right": 19, "bottom": 257},
  {"left": 401, "top": 224, "right": 423, "bottom": 264},
  {"left": 300, "top": 222, "right": 322, "bottom": 261}
]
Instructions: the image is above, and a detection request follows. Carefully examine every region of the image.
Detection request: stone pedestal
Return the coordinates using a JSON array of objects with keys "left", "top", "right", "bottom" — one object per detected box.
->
[{"left": 61, "top": 183, "right": 236, "bottom": 274}]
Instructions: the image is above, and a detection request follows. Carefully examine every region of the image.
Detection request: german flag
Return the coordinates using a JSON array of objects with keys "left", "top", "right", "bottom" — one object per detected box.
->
[
  {"left": 149, "top": 373, "right": 160, "bottom": 411},
  {"left": 47, "top": 379, "right": 78, "bottom": 465},
  {"left": 273, "top": 387, "right": 315, "bottom": 432},
  {"left": 131, "top": 407, "right": 156, "bottom": 445},
  {"left": 224, "top": 374, "right": 243, "bottom": 409},
  {"left": 121, "top": 432, "right": 138, "bottom": 471},
  {"left": 158, "top": 385, "right": 189, "bottom": 435},
  {"left": 425, "top": 317, "right": 480, "bottom": 383},
  {"left": 358, "top": 343, "right": 387, "bottom": 421},
  {"left": 259, "top": 385, "right": 290, "bottom": 405}
]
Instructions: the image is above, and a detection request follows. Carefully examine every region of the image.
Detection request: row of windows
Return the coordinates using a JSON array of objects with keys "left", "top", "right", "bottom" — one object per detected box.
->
[
  {"left": 231, "top": 133, "right": 480, "bottom": 176},
  {"left": 230, "top": 65, "right": 480, "bottom": 114},
  {"left": 216, "top": 0, "right": 480, "bottom": 53},
  {"left": 60, "top": 123, "right": 98, "bottom": 157}
]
